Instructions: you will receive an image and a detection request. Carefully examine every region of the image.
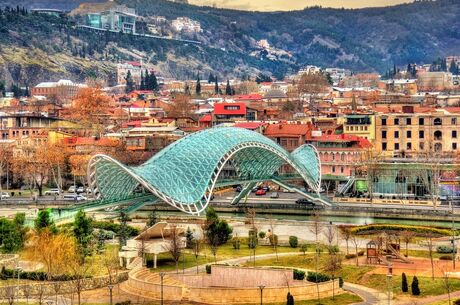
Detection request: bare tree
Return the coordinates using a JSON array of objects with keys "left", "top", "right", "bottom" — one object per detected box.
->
[
  {"left": 268, "top": 216, "right": 279, "bottom": 262},
  {"left": 350, "top": 235, "right": 362, "bottom": 266},
  {"left": 324, "top": 254, "right": 342, "bottom": 300},
  {"left": 5, "top": 286, "right": 15, "bottom": 305},
  {"left": 309, "top": 213, "right": 324, "bottom": 304},
  {"left": 193, "top": 237, "right": 202, "bottom": 274},
  {"left": 340, "top": 227, "right": 352, "bottom": 255},
  {"left": 167, "top": 225, "right": 183, "bottom": 273},
  {"left": 324, "top": 223, "right": 336, "bottom": 254},
  {"left": 423, "top": 235, "right": 436, "bottom": 279},
  {"left": 401, "top": 231, "right": 416, "bottom": 258}
]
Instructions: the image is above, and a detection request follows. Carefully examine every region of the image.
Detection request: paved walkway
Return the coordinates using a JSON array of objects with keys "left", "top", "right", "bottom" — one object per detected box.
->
[{"left": 344, "top": 282, "right": 389, "bottom": 305}]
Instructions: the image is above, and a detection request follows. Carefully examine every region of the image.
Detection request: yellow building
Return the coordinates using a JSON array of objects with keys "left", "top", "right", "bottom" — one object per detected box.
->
[
  {"left": 374, "top": 107, "right": 460, "bottom": 157},
  {"left": 343, "top": 114, "right": 376, "bottom": 142}
]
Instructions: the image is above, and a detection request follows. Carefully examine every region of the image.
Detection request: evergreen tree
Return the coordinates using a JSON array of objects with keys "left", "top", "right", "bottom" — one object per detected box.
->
[
  {"left": 401, "top": 272, "right": 408, "bottom": 292},
  {"left": 196, "top": 75, "right": 201, "bottom": 95},
  {"left": 441, "top": 58, "right": 447, "bottom": 71},
  {"left": 147, "top": 209, "right": 158, "bottom": 227},
  {"left": 73, "top": 209, "right": 94, "bottom": 261},
  {"left": 125, "top": 70, "right": 135, "bottom": 94},
  {"left": 118, "top": 211, "right": 130, "bottom": 249},
  {"left": 286, "top": 292, "right": 294, "bottom": 305},
  {"left": 149, "top": 71, "right": 159, "bottom": 91},
  {"left": 34, "top": 209, "right": 56, "bottom": 233},
  {"left": 449, "top": 61, "right": 459, "bottom": 75},
  {"left": 208, "top": 73, "right": 215, "bottom": 84},
  {"left": 225, "top": 80, "right": 232, "bottom": 95},
  {"left": 0, "top": 81, "right": 5, "bottom": 97},
  {"left": 411, "top": 276, "right": 420, "bottom": 295},
  {"left": 214, "top": 77, "right": 219, "bottom": 95},
  {"left": 140, "top": 70, "right": 145, "bottom": 90},
  {"left": 185, "top": 227, "right": 194, "bottom": 248}
]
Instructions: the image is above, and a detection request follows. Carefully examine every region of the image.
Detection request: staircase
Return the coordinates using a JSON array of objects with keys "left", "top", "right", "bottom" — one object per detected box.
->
[
  {"left": 271, "top": 178, "right": 334, "bottom": 207},
  {"left": 336, "top": 177, "right": 355, "bottom": 196}
]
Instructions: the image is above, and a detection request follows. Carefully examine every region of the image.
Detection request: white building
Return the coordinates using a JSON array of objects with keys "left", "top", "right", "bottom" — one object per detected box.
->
[{"left": 171, "top": 17, "right": 202, "bottom": 33}]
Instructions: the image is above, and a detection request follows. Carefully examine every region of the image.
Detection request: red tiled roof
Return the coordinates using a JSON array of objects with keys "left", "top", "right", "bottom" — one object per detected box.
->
[
  {"left": 264, "top": 123, "right": 312, "bottom": 138},
  {"left": 311, "top": 134, "right": 372, "bottom": 148},
  {"left": 199, "top": 114, "right": 212, "bottom": 122},
  {"left": 213, "top": 102, "right": 246, "bottom": 115},
  {"left": 234, "top": 94, "right": 263, "bottom": 101},
  {"left": 234, "top": 122, "right": 266, "bottom": 130},
  {"left": 122, "top": 120, "right": 146, "bottom": 128},
  {"left": 125, "top": 61, "right": 142, "bottom": 67}
]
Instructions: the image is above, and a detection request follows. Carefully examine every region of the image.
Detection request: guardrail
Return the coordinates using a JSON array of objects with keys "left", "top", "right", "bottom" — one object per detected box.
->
[{"left": 333, "top": 197, "right": 440, "bottom": 206}]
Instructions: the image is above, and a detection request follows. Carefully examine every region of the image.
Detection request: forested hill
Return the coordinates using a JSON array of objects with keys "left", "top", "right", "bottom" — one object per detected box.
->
[{"left": 0, "top": 0, "right": 459, "bottom": 85}]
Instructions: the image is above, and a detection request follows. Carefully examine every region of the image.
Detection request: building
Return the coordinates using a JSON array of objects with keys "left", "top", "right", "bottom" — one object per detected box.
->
[
  {"left": 308, "top": 133, "right": 371, "bottom": 177},
  {"left": 87, "top": 5, "right": 137, "bottom": 34},
  {"left": 378, "top": 79, "right": 418, "bottom": 95},
  {"left": 171, "top": 17, "right": 201, "bottom": 33},
  {"left": 31, "top": 80, "right": 86, "bottom": 104},
  {"left": 374, "top": 106, "right": 460, "bottom": 157},
  {"left": 417, "top": 72, "right": 453, "bottom": 91},
  {"left": 343, "top": 114, "right": 376, "bottom": 141},
  {"left": 117, "top": 61, "right": 152, "bottom": 86},
  {"left": 213, "top": 102, "right": 257, "bottom": 125},
  {"left": 263, "top": 123, "right": 312, "bottom": 152}
]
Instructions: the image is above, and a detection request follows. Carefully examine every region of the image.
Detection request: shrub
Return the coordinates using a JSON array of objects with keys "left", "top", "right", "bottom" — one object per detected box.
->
[
  {"left": 205, "top": 265, "right": 212, "bottom": 274},
  {"left": 299, "top": 244, "right": 308, "bottom": 255},
  {"left": 411, "top": 276, "right": 420, "bottom": 295},
  {"left": 248, "top": 229, "right": 258, "bottom": 249},
  {"left": 232, "top": 237, "right": 240, "bottom": 250},
  {"left": 307, "top": 271, "right": 330, "bottom": 283},
  {"left": 286, "top": 292, "right": 294, "bottom": 305},
  {"left": 289, "top": 236, "right": 298, "bottom": 248},
  {"left": 345, "top": 254, "right": 357, "bottom": 259},
  {"left": 357, "top": 250, "right": 365, "bottom": 256},
  {"left": 293, "top": 269, "right": 305, "bottom": 280},
  {"left": 258, "top": 231, "right": 266, "bottom": 239},
  {"left": 115, "top": 301, "right": 131, "bottom": 305},
  {"left": 93, "top": 221, "right": 139, "bottom": 237},
  {"left": 339, "top": 277, "right": 344, "bottom": 288},
  {"left": 401, "top": 272, "right": 408, "bottom": 292},
  {"left": 328, "top": 245, "right": 339, "bottom": 254},
  {"left": 437, "top": 245, "right": 455, "bottom": 253},
  {"left": 439, "top": 255, "right": 453, "bottom": 260},
  {"left": 269, "top": 234, "right": 278, "bottom": 246},
  {"left": 453, "top": 299, "right": 460, "bottom": 305}
]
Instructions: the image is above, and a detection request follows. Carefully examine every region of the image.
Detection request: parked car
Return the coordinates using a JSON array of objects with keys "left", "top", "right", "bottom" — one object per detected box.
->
[
  {"left": 255, "top": 189, "right": 267, "bottom": 196},
  {"left": 262, "top": 186, "right": 270, "bottom": 192},
  {"left": 44, "top": 188, "right": 61, "bottom": 196},
  {"left": 270, "top": 192, "right": 279, "bottom": 198},
  {"left": 282, "top": 188, "right": 295, "bottom": 193},
  {"left": 235, "top": 186, "right": 242, "bottom": 192},
  {"left": 68, "top": 186, "right": 76, "bottom": 193},
  {"left": 76, "top": 187, "right": 85, "bottom": 194},
  {"left": 295, "top": 198, "right": 315, "bottom": 206},
  {"left": 63, "top": 194, "right": 87, "bottom": 201},
  {"left": 0, "top": 192, "right": 10, "bottom": 199}
]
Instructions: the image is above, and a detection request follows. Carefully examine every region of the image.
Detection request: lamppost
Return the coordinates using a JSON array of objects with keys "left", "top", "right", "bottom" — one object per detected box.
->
[
  {"left": 15, "top": 266, "right": 21, "bottom": 297},
  {"left": 386, "top": 255, "right": 393, "bottom": 305},
  {"left": 107, "top": 284, "right": 114, "bottom": 305},
  {"left": 160, "top": 272, "right": 166, "bottom": 305},
  {"left": 258, "top": 285, "right": 265, "bottom": 305}
]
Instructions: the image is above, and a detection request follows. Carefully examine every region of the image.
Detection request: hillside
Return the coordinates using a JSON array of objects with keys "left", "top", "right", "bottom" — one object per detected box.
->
[{"left": 0, "top": 0, "right": 459, "bottom": 85}]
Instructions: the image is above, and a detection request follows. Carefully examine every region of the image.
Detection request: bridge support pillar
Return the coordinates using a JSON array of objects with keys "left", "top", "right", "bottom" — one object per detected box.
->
[{"left": 231, "top": 182, "right": 258, "bottom": 205}]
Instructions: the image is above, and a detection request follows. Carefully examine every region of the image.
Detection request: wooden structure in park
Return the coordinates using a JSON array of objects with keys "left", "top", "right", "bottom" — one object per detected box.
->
[{"left": 366, "top": 234, "right": 412, "bottom": 264}]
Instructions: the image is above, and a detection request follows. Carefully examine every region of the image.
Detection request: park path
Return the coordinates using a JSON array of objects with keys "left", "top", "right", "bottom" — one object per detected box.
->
[{"left": 396, "top": 290, "right": 460, "bottom": 305}]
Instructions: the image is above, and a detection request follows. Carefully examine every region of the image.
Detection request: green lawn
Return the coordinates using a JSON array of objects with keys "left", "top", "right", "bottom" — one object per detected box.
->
[{"left": 360, "top": 274, "right": 460, "bottom": 298}]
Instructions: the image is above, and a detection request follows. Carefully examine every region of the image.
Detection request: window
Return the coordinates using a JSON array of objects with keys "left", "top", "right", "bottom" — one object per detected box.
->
[
  {"left": 419, "top": 117, "right": 424, "bottom": 125},
  {"left": 453, "top": 130, "right": 457, "bottom": 138},
  {"left": 407, "top": 142, "right": 412, "bottom": 150},
  {"left": 340, "top": 167, "right": 344, "bottom": 174},
  {"left": 419, "top": 130, "right": 424, "bottom": 139},
  {"left": 394, "top": 131, "right": 399, "bottom": 138},
  {"left": 434, "top": 118, "right": 442, "bottom": 125},
  {"left": 434, "top": 130, "right": 442, "bottom": 140},
  {"left": 407, "top": 130, "right": 412, "bottom": 138},
  {"left": 381, "top": 118, "right": 387, "bottom": 126},
  {"left": 224, "top": 105, "right": 240, "bottom": 110},
  {"left": 382, "top": 142, "right": 387, "bottom": 151},
  {"left": 419, "top": 142, "right": 425, "bottom": 150},
  {"left": 341, "top": 154, "right": 345, "bottom": 161},
  {"left": 406, "top": 118, "right": 411, "bottom": 125},
  {"left": 332, "top": 166, "right": 336, "bottom": 173},
  {"left": 394, "top": 118, "right": 399, "bottom": 125},
  {"left": 453, "top": 143, "right": 458, "bottom": 150},
  {"left": 394, "top": 143, "right": 399, "bottom": 150},
  {"left": 382, "top": 130, "right": 387, "bottom": 139},
  {"left": 452, "top": 118, "right": 457, "bottom": 125}
]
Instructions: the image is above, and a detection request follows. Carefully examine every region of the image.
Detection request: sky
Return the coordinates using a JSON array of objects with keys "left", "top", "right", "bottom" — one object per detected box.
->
[{"left": 188, "top": 0, "right": 412, "bottom": 11}]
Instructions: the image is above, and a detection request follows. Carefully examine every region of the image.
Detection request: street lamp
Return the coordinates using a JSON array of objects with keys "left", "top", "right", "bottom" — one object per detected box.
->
[
  {"left": 386, "top": 255, "right": 393, "bottom": 305},
  {"left": 258, "top": 285, "right": 265, "bottom": 305},
  {"left": 450, "top": 195, "right": 456, "bottom": 270},
  {"left": 15, "top": 266, "right": 21, "bottom": 297},
  {"left": 107, "top": 284, "right": 114, "bottom": 305},
  {"left": 160, "top": 272, "right": 166, "bottom": 305}
]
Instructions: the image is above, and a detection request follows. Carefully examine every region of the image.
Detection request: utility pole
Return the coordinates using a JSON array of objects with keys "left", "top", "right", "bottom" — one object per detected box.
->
[{"left": 160, "top": 272, "right": 166, "bottom": 305}]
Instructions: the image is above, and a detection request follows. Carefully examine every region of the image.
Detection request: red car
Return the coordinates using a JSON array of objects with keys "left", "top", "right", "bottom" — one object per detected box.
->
[{"left": 255, "top": 189, "right": 267, "bottom": 196}]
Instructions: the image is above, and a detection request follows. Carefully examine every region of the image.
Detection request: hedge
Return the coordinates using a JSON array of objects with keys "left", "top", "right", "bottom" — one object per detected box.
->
[
  {"left": 205, "top": 265, "right": 212, "bottom": 274},
  {"left": 0, "top": 266, "right": 91, "bottom": 281},
  {"left": 437, "top": 245, "right": 456, "bottom": 254},
  {"left": 350, "top": 224, "right": 451, "bottom": 237},
  {"left": 439, "top": 255, "right": 454, "bottom": 260},
  {"left": 293, "top": 269, "right": 305, "bottom": 280},
  {"left": 345, "top": 254, "right": 357, "bottom": 259},
  {"left": 307, "top": 271, "right": 330, "bottom": 283}
]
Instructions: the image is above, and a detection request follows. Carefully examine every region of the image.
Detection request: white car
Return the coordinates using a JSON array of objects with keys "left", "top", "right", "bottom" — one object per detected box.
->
[
  {"left": 0, "top": 192, "right": 10, "bottom": 199},
  {"left": 44, "top": 188, "right": 61, "bottom": 196},
  {"left": 76, "top": 187, "right": 85, "bottom": 194},
  {"left": 68, "top": 186, "right": 76, "bottom": 193},
  {"left": 63, "top": 194, "right": 87, "bottom": 201}
]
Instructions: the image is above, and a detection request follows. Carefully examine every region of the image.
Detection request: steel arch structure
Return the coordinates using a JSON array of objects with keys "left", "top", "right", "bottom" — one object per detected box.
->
[{"left": 87, "top": 127, "right": 322, "bottom": 215}]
